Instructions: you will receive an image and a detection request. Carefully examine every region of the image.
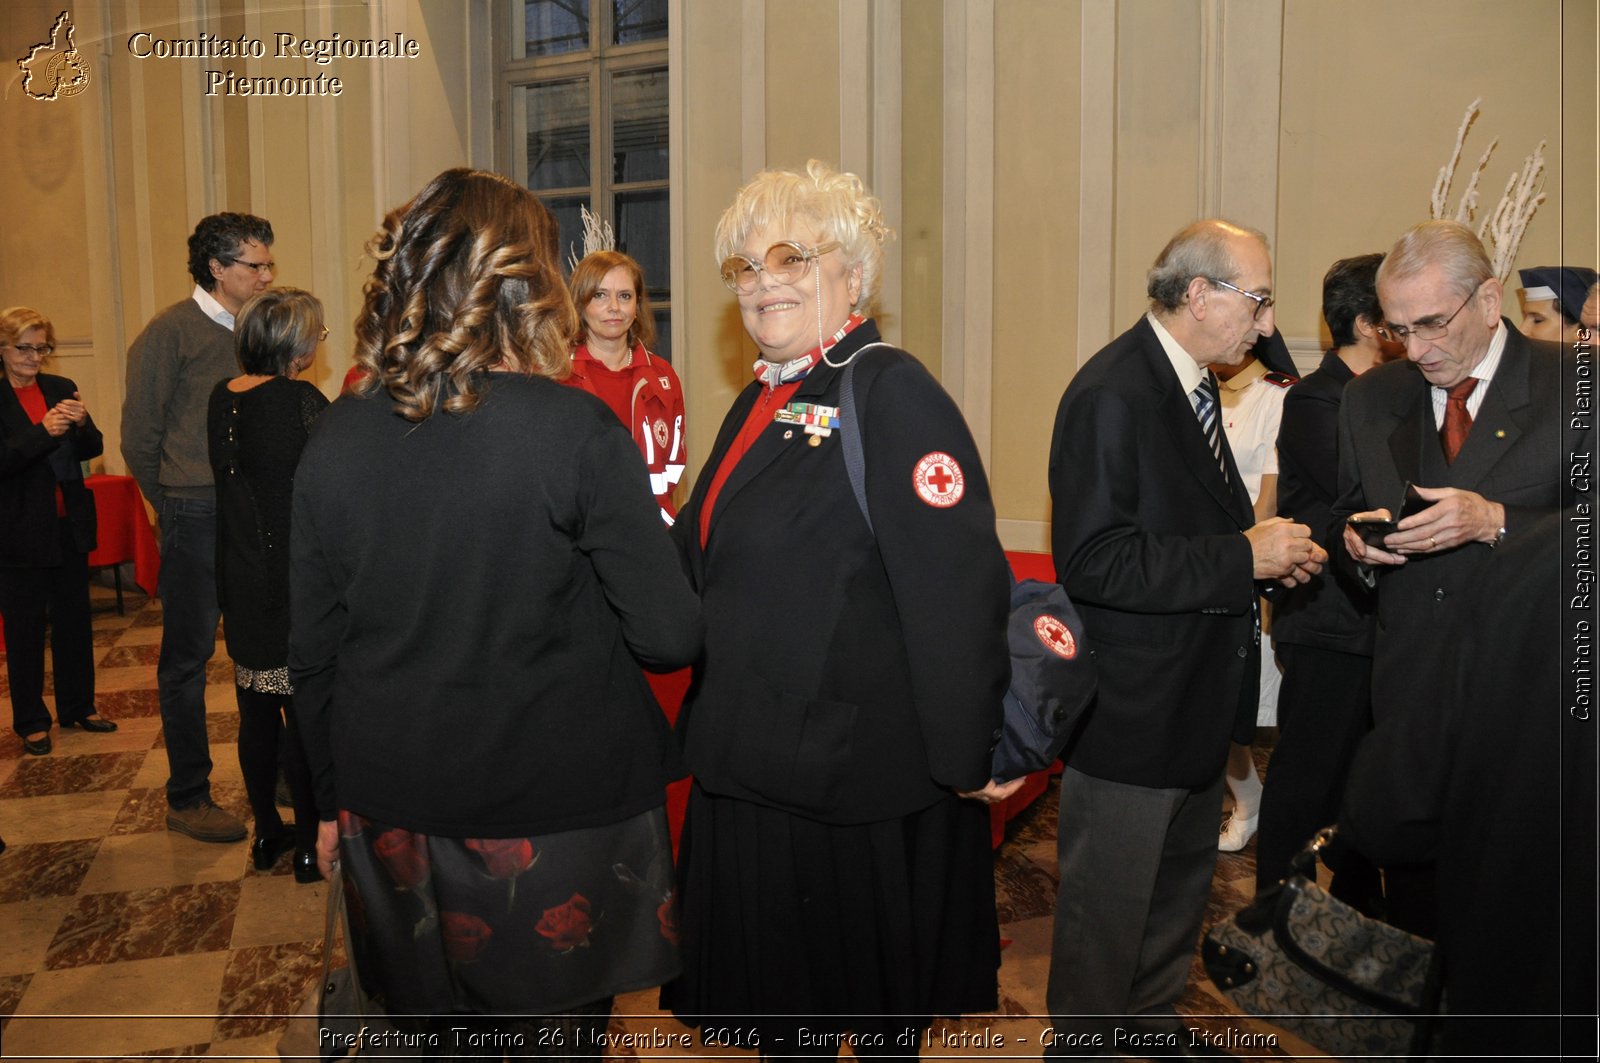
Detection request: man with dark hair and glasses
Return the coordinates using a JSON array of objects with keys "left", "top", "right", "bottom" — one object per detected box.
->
[
  {"left": 1331, "top": 219, "right": 1588, "bottom": 935},
  {"left": 121, "top": 212, "right": 276, "bottom": 845},
  {"left": 1044, "top": 219, "right": 1324, "bottom": 1054},
  {"left": 1254, "top": 252, "right": 1402, "bottom": 900}
]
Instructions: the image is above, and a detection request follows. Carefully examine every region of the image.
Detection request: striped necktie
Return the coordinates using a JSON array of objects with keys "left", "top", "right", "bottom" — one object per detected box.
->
[{"left": 1193, "top": 378, "right": 1227, "bottom": 481}]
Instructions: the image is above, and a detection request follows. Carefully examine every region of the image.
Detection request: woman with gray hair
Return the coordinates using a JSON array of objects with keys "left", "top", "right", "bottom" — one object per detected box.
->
[
  {"left": 662, "top": 160, "right": 1016, "bottom": 1057},
  {"left": 207, "top": 287, "right": 329, "bottom": 881}
]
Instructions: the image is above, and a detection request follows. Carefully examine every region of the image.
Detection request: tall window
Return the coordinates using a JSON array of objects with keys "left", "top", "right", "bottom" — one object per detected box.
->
[{"left": 502, "top": 0, "right": 672, "bottom": 358}]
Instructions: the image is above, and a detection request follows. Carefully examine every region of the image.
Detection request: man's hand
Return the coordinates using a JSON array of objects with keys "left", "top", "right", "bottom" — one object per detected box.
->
[
  {"left": 1343, "top": 508, "right": 1406, "bottom": 567},
  {"left": 1246, "top": 516, "right": 1327, "bottom": 585},
  {"left": 1387, "top": 486, "right": 1505, "bottom": 553},
  {"left": 316, "top": 819, "right": 340, "bottom": 879},
  {"left": 959, "top": 777, "right": 1029, "bottom": 805}
]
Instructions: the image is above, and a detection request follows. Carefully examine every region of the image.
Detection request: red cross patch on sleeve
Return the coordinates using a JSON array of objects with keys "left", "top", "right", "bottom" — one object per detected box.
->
[{"left": 913, "top": 452, "right": 965, "bottom": 508}]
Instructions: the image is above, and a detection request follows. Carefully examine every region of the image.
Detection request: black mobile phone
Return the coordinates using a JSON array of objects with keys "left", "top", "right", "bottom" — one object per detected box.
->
[
  {"left": 1349, "top": 515, "right": 1398, "bottom": 547},
  {"left": 1398, "top": 481, "right": 1429, "bottom": 520}
]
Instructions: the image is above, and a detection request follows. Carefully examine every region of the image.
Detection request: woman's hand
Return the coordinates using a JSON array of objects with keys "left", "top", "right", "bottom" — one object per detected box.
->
[
  {"left": 40, "top": 405, "right": 73, "bottom": 437},
  {"left": 316, "top": 819, "right": 340, "bottom": 878},
  {"left": 958, "top": 776, "right": 1028, "bottom": 805},
  {"left": 55, "top": 393, "right": 88, "bottom": 425}
]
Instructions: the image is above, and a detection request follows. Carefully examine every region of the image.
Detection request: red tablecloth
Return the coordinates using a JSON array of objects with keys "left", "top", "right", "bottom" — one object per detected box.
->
[
  {"left": 650, "top": 551, "right": 1060, "bottom": 853},
  {"left": 86, "top": 474, "right": 161, "bottom": 596},
  {"left": 0, "top": 475, "right": 160, "bottom": 650}
]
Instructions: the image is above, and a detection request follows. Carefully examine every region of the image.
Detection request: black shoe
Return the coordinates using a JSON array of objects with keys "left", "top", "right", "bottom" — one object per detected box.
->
[
  {"left": 22, "top": 733, "right": 51, "bottom": 756},
  {"left": 61, "top": 714, "right": 118, "bottom": 733},
  {"left": 252, "top": 831, "right": 295, "bottom": 870},
  {"left": 294, "top": 849, "right": 324, "bottom": 884}
]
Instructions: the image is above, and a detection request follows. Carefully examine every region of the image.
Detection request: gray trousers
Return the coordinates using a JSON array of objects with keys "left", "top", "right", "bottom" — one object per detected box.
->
[{"left": 1045, "top": 765, "right": 1223, "bottom": 1050}]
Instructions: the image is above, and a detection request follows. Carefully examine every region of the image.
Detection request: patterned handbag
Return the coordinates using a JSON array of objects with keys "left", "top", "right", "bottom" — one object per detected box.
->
[{"left": 1202, "top": 828, "right": 1436, "bottom": 1058}]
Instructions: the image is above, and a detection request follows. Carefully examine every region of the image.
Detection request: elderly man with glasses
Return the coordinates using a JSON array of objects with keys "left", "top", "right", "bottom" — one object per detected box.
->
[
  {"left": 121, "top": 212, "right": 276, "bottom": 845},
  {"left": 1331, "top": 219, "right": 1588, "bottom": 936},
  {"left": 1044, "top": 219, "right": 1324, "bottom": 1056}
]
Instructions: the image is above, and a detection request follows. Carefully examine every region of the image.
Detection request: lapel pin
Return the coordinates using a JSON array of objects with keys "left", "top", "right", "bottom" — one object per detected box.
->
[
  {"left": 808, "top": 434, "right": 822, "bottom": 447},
  {"left": 1494, "top": 429, "right": 1506, "bottom": 439},
  {"left": 782, "top": 430, "right": 793, "bottom": 440}
]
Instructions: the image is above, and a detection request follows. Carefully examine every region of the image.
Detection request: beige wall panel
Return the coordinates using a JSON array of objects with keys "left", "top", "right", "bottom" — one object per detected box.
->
[
  {"left": 991, "top": 0, "right": 1080, "bottom": 527},
  {"left": 1113, "top": 0, "right": 1204, "bottom": 327},
  {"left": 680, "top": 1, "right": 754, "bottom": 479},
  {"left": 403, "top": 0, "right": 478, "bottom": 192},
  {"left": 764, "top": 0, "right": 841, "bottom": 170},
  {"left": 1278, "top": 0, "right": 1595, "bottom": 344},
  {"left": 0, "top": 2, "right": 95, "bottom": 341},
  {"left": 899, "top": 1, "right": 943, "bottom": 380},
  {"left": 1553, "top": 0, "right": 1599, "bottom": 273},
  {"left": 127, "top": 1, "right": 208, "bottom": 327}
]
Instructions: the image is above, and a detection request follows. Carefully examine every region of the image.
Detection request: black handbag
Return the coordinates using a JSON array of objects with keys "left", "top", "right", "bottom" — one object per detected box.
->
[
  {"left": 278, "top": 865, "right": 393, "bottom": 1061},
  {"left": 1202, "top": 827, "right": 1437, "bottom": 1058}
]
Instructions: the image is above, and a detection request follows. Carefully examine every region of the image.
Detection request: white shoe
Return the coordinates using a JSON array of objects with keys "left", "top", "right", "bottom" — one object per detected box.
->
[{"left": 1218, "top": 811, "right": 1258, "bottom": 852}]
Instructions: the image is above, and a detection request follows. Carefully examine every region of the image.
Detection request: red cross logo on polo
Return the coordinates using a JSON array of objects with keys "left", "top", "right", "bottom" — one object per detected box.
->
[
  {"left": 1033, "top": 615, "right": 1078, "bottom": 659},
  {"left": 913, "top": 451, "right": 965, "bottom": 508},
  {"left": 653, "top": 418, "right": 670, "bottom": 449}
]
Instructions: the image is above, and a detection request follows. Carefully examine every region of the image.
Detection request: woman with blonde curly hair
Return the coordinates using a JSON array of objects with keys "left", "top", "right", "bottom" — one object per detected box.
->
[
  {"left": 289, "top": 168, "right": 702, "bottom": 1055},
  {"left": 661, "top": 161, "right": 1016, "bottom": 1057}
]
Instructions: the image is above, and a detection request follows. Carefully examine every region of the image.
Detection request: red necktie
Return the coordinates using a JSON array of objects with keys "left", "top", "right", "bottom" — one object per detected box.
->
[{"left": 1440, "top": 377, "right": 1478, "bottom": 464}]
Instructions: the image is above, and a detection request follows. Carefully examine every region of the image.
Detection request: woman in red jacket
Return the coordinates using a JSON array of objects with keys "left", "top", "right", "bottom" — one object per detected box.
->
[{"left": 565, "top": 251, "right": 685, "bottom": 524}]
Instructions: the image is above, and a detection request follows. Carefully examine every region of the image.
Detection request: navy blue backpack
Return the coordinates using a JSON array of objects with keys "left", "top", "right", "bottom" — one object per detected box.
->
[{"left": 838, "top": 352, "right": 1098, "bottom": 783}]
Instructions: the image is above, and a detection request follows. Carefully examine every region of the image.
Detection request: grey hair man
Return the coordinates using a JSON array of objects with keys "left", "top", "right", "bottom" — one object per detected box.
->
[
  {"left": 1332, "top": 219, "right": 1587, "bottom": 934},
  {"left": 1043, "top": 219, "right": 1324, "bottom": 1054}
]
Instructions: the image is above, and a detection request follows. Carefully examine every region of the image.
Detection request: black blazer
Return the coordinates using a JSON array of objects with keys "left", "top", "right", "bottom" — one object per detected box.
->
[
  {"left": 1341, "top": 513, "right": 1592, "bottom": 1056},
  {"left": 0, "top": 373, "right": 103, "bottom": 567},
  {"left": 1331, "top": 324, "right": 1589, "bottom": 723},
  {"left": 1048, "top": 316, "right": 1260, "bottom": 790},
  {"left": 1272, "top": 351, "right": 1376, "bottom": 655},
  {"left": 673, "top": 322, "right": 1010, "bottom": 823}
]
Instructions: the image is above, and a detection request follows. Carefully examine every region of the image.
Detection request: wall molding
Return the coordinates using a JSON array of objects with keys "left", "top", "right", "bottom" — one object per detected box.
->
[
  {"left": 998, "top": 518, "right": 1049, "bottom": 554},
  {"left": 1077, "top": 0, "right": 1117, "bottom": 362},
  {"left": 941, "top": 0, "right": 995, "bottom": 464},
  {"left": 740, "top": 0, "right": 765, "bottom": 181},
  {"left": 668, "top": 0, "right": 687, "bottom": 389},
  {"left": 871, "top": 0, "right": 902, "bottom": 342}
]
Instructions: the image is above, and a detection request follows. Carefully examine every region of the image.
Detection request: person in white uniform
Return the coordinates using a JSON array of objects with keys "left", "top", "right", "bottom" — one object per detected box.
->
[{"left": 1214, "top": 345, "right": 1296, "bottom": 851}]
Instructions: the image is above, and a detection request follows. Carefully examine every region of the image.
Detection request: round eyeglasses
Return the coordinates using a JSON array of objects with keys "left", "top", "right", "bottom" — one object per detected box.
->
[{"left": 720, "top": 241, "right": 841, "bottom": 294}]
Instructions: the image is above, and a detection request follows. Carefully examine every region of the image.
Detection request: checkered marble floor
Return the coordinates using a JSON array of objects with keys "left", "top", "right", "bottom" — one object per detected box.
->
[{"left": 0, "top": 584, "right": 1314, "bottom": 1061}]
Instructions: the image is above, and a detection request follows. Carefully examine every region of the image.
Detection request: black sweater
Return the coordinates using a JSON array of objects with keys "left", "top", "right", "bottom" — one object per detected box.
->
[
  {"left": 289, "top": 372, "right": 703, "bottom": 837},
  {"left": 209, "top": 376, "right": 329, "bottom": 670}
]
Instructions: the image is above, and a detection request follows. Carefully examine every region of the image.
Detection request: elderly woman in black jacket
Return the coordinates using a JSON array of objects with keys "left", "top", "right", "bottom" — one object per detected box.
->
[
  {"left": 661, "top": 161, "right": 1016, "bottom": 1059},
  {"left": 0, "top": 306, "right": 116, "bottom": 755}
]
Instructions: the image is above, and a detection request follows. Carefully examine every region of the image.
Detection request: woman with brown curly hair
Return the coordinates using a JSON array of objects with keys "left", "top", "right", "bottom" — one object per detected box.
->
[
  {"left": 289, "top": 168, "right": 702, "bottom": 1055},
  {"left": 565, "top": 251, "right": 685, "bottom": 524}
]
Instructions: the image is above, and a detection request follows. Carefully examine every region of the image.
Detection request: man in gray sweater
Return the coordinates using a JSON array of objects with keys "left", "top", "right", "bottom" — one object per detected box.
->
[{"left": 121, "top": 213, "right": 275, "bottom": 843}]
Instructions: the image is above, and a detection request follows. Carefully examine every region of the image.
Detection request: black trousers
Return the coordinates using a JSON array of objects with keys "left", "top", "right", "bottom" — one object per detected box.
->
[
  {"left": 234, "top": 686, "right": 318, "bottom": 850},
  {"left": 1256, "top": 642, "right": 1381, "bottom": 906},
  {"left": 0, "top": 518, "right": 95, "bottom": 735}
]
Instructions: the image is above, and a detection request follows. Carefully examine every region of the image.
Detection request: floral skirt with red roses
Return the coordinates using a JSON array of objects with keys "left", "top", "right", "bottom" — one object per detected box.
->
[{"left": 337, "top": 805, "right": 679, "bottom": 1017}]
